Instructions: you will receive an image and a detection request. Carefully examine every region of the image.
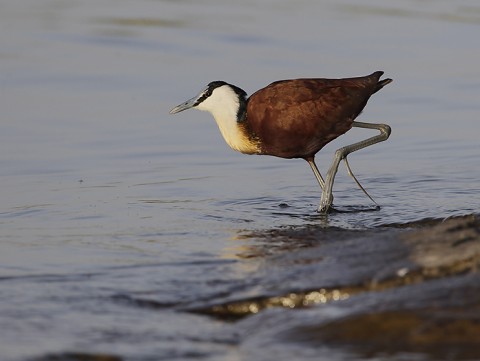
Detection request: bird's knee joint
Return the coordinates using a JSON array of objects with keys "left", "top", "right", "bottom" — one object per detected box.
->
[
  {"left": 335, "top": 148, "right": 348, "bottom": 160},
  {"left": 380, "top": 124, "right": 391, "bottom": 138}
]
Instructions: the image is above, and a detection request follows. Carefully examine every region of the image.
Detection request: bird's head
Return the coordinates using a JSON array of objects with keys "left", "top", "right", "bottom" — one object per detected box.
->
[
  {"left": 169, "top": 81, "right": 247, "bottom": 121},
  {"left": 169, "top": 81, "right": 259, "bottom": 154}
]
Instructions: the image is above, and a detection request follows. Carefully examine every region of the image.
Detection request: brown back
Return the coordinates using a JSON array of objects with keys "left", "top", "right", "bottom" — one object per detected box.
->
[{"left": 245, "top": 72, "right": 389, "bottom": 158}]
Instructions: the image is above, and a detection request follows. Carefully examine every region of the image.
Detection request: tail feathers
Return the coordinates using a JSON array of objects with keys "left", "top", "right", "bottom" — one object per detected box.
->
[
  {"left": 372, "top": 71, "right": 392, "bottom": 93},
  {"left": 377, "top": 78, "right": 393, "bottom": 89}
]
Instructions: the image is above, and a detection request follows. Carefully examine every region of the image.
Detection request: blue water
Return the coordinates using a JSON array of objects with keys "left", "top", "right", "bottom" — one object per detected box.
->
[{"left": 1, "top": 1, "right": 479, "bottom": 360}]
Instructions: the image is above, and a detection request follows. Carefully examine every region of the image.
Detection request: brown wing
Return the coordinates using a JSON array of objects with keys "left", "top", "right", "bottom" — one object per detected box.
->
[{"left": 246, "top": 73, "right": 386, "bottom": 158}]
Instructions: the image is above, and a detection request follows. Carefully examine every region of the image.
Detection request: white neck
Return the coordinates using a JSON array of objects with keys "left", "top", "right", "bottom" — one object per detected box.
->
[{"left": 196, "top": 85, "right": 259, "bottom": 154}]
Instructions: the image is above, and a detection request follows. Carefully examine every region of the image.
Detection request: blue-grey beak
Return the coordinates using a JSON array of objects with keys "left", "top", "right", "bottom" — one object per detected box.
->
[{"left": 169, "top": 95, "right": 199, "bottom": 114}]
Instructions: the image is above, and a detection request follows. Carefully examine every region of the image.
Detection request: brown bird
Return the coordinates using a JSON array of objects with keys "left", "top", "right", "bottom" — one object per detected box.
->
[{"left": 170, "top": 71, "right": 392, "bottom": 212}]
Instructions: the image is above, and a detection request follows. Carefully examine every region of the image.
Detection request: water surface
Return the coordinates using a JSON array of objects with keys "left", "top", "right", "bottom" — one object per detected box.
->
[{"left": 1, "top": 1, "right": 479, "bottom": 360}]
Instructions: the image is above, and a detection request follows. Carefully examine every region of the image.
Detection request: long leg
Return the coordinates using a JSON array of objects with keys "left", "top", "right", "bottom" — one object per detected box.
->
[
  {"left": 318, "top": 121, "right": 391, "bottom": 213},
  {"left": 343, "top": 157, "right": 379, "bottom": 207},
  {"left": 306, "top": 157, "right": 325, "bottom": 190}
]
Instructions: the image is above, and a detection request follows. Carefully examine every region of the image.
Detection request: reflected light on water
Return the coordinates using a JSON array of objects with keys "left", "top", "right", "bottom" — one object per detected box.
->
[{"left": 1, "top": 0, "right": 480, "bottom": 360}]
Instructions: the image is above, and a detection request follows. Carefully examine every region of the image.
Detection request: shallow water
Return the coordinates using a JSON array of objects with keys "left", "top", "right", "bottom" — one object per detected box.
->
[{"left": 1, "top": 1, "right": 480, "bottom": 360}]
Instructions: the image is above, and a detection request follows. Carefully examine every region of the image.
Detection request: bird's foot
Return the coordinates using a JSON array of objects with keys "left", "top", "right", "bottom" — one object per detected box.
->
[{"left": 318, "top": 192, "right": 334, "bottom": 213}]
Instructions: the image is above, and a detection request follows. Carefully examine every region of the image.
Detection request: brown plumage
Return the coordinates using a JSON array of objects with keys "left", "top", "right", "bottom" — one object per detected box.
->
[
  {"left": 170, "top": 71, "right": 392, "bottom": 212},
  {"left": 245, "top": 71, "right": 391, "bottom": 159}
]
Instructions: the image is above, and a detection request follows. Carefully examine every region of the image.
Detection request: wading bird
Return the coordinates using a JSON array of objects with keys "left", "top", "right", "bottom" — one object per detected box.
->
[{"left": 170, "top": 71, "right": 392, "bottom": 212}]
